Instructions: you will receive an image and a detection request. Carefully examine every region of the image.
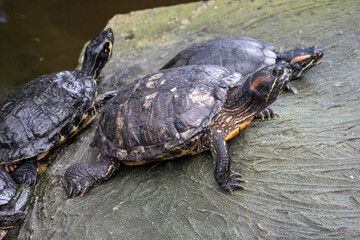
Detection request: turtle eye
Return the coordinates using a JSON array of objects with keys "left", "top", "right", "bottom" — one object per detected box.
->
[
  {"left": 103, "top": 43, "right": 110, "bottom": 53},
  {"left": 273, "top": 66, "right": 283, "bottom": 76}
]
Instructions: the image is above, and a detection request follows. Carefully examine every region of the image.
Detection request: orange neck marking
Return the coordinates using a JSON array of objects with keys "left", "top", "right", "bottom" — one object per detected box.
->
[{"left": 250, "top": 75, "right": 270, "bottom": 90}]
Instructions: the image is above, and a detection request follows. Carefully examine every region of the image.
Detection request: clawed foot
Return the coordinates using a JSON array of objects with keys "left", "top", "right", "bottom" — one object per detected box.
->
[
  {"left": 10, "top": 165, "right": 37, "bottom": 185},
  {"left": 63, "top": 156, "right": 119, "bottom": 198},
  {"left": 255, "top": 107, "right": 280, "bottom": 120},
  {"left": 220, "top": 171, "right": 247, "bottom": 192},
  {"left": 63, "top": 163, "right": 96, "bottom": 198}
]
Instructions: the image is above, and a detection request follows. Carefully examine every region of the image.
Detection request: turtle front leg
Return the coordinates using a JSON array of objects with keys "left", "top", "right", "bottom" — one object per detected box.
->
[
  {"left": 95, "top": 91, "right": 117, "bottom": 108},
  {"left": 63, "top": 154, "right": 119, "bottom": 198},
  {"left": 208, "top": 130, "right": 247, "bottom": 192},
  {"left": 10, "top": 158, "right": 38, "bottom": 185}
]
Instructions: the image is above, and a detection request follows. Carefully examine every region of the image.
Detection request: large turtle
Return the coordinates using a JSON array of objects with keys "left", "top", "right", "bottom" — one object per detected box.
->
[
  {"left": 161, "top": 37, "right": 323, "bottom": 118},
  {"left": 0, "top": 28, "right": 114, "bottom": 227},
  {"left": 64, "top": 62, "right": 292, "bottom": 198}
]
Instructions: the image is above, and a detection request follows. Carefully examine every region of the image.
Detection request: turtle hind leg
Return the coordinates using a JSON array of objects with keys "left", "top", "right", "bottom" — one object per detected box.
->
[
  {"left": 209, "top": 129, "right": 247, "bottom": 192},
  {"left": 10, "top": 158, "right": 38, "bottom": 185},
  {"left": 63, "top": 155, "right": 119, "bottom": 198}
]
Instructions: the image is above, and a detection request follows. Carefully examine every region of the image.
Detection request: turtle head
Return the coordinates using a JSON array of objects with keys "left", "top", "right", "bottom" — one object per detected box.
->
[
  {"left": 277, "top": 45, "right": 323, "bottom": 79},
  {"left": 246, "top": 61, "right": 292, "bottom": 111},
  {"left": 81, "top": 28, "right": 114, "bottom": 79}
]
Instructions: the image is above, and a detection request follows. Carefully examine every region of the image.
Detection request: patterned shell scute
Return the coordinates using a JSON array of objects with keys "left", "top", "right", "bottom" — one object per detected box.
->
[
  {"left": 0, "top": 70, "right": 96, "bottom": 163},
  {"left": 164, "top": 37, "right": 276, "bottom": 78},
  {"left": 94, "top": 65, "right": 235, "bottom": 162}
]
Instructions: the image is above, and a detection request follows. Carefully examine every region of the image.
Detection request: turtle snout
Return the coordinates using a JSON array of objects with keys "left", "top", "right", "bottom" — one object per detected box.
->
[
  {"left": 311, "top": 46, "right": 324, "bottom": 65},
  {"left": 311, "top": 46, "right": 323, "bottom": 57},
  {"left": 104, "top": 28, "right": 114, "bottom": 42}
]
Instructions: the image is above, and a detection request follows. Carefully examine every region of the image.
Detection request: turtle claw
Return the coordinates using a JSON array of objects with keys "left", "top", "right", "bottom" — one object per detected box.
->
[
  {"left": 63, "top": 163, "right": 94, "bottom": 198},
  {"left": 65, "top": 179, "right": 90, "bottom": 198},
  {"left": 286, "top": 82, "right": 299, "bottom": 94},
  {"left": 81, "top": 183, "right": 91, "bottom": 197},
  {"left": 255, "top": 107, "right": 280, "bottom": 120},
  {"left": 70, "top": 181, "right": 83, "bottom": 198},
  {"left": 79, "top": 180, "right": 93, "bottom": 197},
  {"left": 230, "top": 172, "right": 243, "bottom": 179},
  {"left": 220, "top": 171, "right": 247, "bottom": 192},
  {"left": 11, "top": 172, "right": 37, "bottom": 185}
]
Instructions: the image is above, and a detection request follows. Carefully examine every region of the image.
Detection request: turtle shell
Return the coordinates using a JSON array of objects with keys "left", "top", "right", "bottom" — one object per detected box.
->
[
  {"left": 162, "top": 37, "right": 277, "bottom": 79},
  {"left": 0, "top": 70, "right": 96, "bottom": 164},
  {"left": 0, "top": 169, "right": 15, "bottom": 206},
  {"left": 92, "top": 65, "right": 238, "bottom": 162},
  {"left": 0, "top": 168, "right": 26, "bottom": 229}
]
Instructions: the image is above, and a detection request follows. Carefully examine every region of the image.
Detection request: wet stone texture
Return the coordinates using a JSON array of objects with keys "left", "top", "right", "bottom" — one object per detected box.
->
[{"left": 11, "top": 0, "right": 360, "bottom": 239}]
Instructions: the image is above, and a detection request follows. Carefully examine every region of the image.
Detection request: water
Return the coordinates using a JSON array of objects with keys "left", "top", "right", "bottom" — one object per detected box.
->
[{"left": 0, "top": 0, "right": 198, "bottom": 98}]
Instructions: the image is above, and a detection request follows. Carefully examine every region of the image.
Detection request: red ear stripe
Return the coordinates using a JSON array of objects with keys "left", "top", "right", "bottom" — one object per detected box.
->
[{"left": 250, "top": 74, "right": 270, "bottom": 90}]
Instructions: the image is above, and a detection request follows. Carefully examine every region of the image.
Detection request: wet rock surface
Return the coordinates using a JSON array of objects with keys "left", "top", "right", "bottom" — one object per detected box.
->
[{"left": 10, "top": 0, "right": 360, "bottom": 239}]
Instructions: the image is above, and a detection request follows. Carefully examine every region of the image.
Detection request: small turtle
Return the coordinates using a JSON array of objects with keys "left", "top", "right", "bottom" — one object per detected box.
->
[
  {"left": 0, "top": 28, "right": 114, "bottom": 225},
  {"left": 64, "top": 62, "right": 292, "bottom": 198},
  {"left": 161, "top": 37, "right": 323, "bottom": 118},
  {"left": 0, "top": 168, "right": 26, "bottom": 238},
  {"left": 0, "top": 28, "right": 114, "bottom": 182}
]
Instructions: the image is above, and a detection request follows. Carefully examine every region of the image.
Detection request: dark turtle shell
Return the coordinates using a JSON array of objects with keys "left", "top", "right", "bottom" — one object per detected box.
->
[
  {"left": 0, "top": 169, "right": 15, "bottom": 206},
  {"left": 0, "top": 169, "right": 25, "bottom": 229},
  {"left": 162, "top": 37, "right": 277, "bottom": 79},
  {"left": 0, "top": 70, "right": 96, "bottom": 164},
  {"left": 92, "top": 65, "right": 239, "bottom": 162}
]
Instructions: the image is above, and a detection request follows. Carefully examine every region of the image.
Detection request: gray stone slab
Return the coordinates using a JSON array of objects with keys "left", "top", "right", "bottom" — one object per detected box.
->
[{"left": 13, "top": 0, "right": 360, "bottom": 239}]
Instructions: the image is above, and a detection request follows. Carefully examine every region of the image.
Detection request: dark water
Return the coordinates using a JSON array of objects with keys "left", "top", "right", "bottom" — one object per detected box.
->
[{"left": 0, "top": 0, "right": 198, "bottom": 97}]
